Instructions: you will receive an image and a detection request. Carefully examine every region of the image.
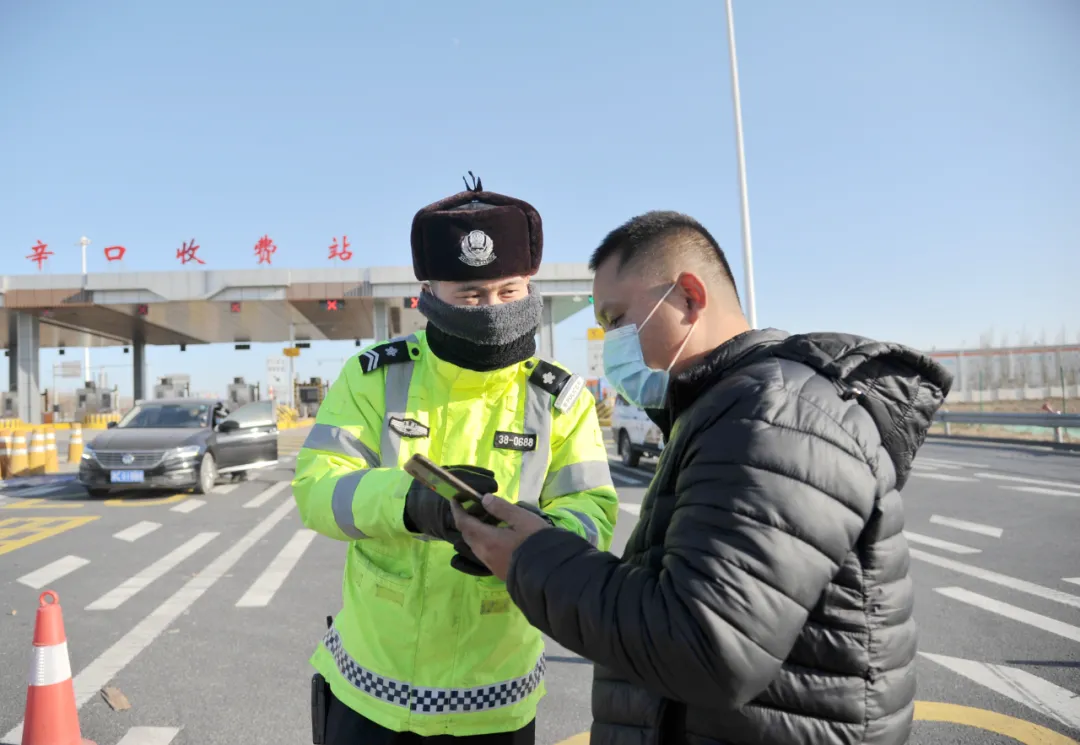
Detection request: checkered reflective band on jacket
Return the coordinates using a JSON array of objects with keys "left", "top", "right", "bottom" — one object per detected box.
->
[{"left": 324, "top": 626, "right": 547, "bottom": 714}]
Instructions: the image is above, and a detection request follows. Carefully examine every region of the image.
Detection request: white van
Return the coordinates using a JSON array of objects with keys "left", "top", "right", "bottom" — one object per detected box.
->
[{"left": 609, "top": 394, "right": 664, "bottom": 468}]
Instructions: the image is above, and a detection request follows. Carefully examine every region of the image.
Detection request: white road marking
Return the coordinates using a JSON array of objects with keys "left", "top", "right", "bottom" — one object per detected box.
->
[
  {"left": 903, "top": 531, "right": 980, "bottom": 554},
  {"left": 619, "top": 503, "right": 642, "bottom": 516},
  {"left": 114, "top": 521, "right": 162, "bottom": 543},
  {"left": 910, "top": 463, "right": 940, "bottom": 472},
  {"left": 608, "top": 464, "right": 650, "bottom": 485},
  {"left": 917, "top": 457, "right": 983, "bottom": 469},
  {"left": 908, "top": 472, "right": 978, "bottom": 482},
  {"left": 974, "top": 472, "right": 1080, "bottom": 492},
  {"left": 0, "top": 494, "right": 297, "bottom": 745},
  {"left": 236, "top": 528, "right": 317, "bottom": 608},
  {"left": 1002, "top": 485, "right": 1080, "bottom": 498},
  {"left": 243, "top": 481, "right": 291, "bottom": 508},
  {"left": 116, "top": 726, "right": 182, "bottom": 745},
  {"left": 171, "top": 498, "right": 205, "bottom": 513},
  {"left": 934, "top": 587, "right": 1080, "bottom": 644},
  {"left": 87, "top": 533, "right": 219, "bottom": 611},
  {"left": 928, "top": 515, "right": 1003, "bottom": 538},
  {"left": 1064, "top": 578, "right": 1080, "bottom": 587},
  {"left": 213, "top": 483, "right": 238, "bottom": 494},
  {"left": 909, "top": 548, "right": 1080, "bottom": 610},
  {"left": 17, "top": 556, "right": 91, "bottom": 589},
  {"left": 920, "top": 652, "right": 1080, "bottom": 731}
]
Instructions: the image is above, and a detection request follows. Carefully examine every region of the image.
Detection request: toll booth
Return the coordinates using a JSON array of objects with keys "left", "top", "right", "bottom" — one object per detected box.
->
[
  {"left": 295, "top": 377, "right": 326, "bottom": 418},
  {"left": 154, "top": 374, "right": 191, "bottom": 399},
  {"left": 227, "top": 377, "right": 261, "bottom": 408},
  {"left": 76, "top": 381, "right": 118, "bottom": 420}
]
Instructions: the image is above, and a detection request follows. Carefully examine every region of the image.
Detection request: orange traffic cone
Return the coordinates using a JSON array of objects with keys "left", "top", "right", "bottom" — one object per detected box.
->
[{"left": 21, "top": 591, "right": 95, "bottom": 745}]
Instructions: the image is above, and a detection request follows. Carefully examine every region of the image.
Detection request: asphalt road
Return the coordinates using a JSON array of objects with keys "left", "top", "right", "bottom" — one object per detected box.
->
[{"left": 1, "top": 433, "right": 1078, "bottom": 745}]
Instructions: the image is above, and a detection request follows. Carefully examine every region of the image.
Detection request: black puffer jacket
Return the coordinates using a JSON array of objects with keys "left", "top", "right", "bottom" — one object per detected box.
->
[{"left": 507, "top": 329, "right": 952, "bottom": 745}]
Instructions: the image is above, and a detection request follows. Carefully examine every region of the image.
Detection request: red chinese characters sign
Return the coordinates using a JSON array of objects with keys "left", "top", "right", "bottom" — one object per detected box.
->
[
  {"left": 177, "top": 239, "right": 205, "bottom": 265},
  {"left": 26, "top": 240, "right": 53, "bottom": 271},
  {"left": 329, "top": 235, "right": 352, "bottom": 261},
  {"left": 254, "top": 235, "right": 277, "bottom": 265}
]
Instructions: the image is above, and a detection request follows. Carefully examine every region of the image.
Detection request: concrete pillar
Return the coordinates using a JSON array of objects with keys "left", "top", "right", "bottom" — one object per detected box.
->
[
  {"left": 132, "top": 338, "right": 147, "bottom": 401},
  {"left": 7, "top": 313, "right": 16, "bottom": 389},
  {"left": 14, "top": 312, "right": 42, "bottom": 424},
  {"left": 538, "top": 296, "right": 556, "bottom": 360},
  {"left": 373, "top": 299, "right": 389, "bottom": 341}
]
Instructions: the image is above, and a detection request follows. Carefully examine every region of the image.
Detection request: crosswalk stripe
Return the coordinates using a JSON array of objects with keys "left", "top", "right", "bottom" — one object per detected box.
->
[
  {"left": 934, "top": 586, "right": 1080, "bottom": 643},
  {"left": 903, "top": 531, "right": 980, "bottom": 555},
  {"left": 17, "top": 555, "right": 91, "bottom": 589},
  {"left": 213, "top": 483, "right": 239, "bottom": 494},
  {"left": 114, "top": 521, "right": 162, "bottom": 543},
  {"left": 244, "top": 481, "right": 291, "bottom": 508},
  {"left": 917, "top": 457, "right": 983, "bottom": 468},
  {"left": 171, "top": 499, "right": 206, "bottom": 514},
  {"left": 116, "top": 726, "right": 182, "bottom": 744},
  {"left": 1064, "top": 578, "right": 1080, "bottom": 587},
  {"left": 619, "top": 503, "right": 642, "bottom": 516},
  {"left": 973, "top": 472, "right": 1080, "bottom": 492},
  {"left": 928, "top": 515, "right": 1003, "bottom": 538},
  {"left": 920, "top": 652, "right": 1080, "bottom": 731},
  {"left": 236, "top": 529, "right": 317, "bottom": 608},
  {"left": 1002, "top": 485, "right": 1080, "bottom": 498},
  {"left": 908, "top": 472, "right": 977, "bottom": 482},
  {"left": 909, "top": 548, "right": 1080, "bottom": 610},
  {"left": 87, "top": 533, "right": 219, "bottom": 611}
]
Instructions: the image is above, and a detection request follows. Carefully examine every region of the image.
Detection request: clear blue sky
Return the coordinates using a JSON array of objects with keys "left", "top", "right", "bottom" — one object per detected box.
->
[{"left": 2, "top": 0, "right": 1077, "bottom": 398}]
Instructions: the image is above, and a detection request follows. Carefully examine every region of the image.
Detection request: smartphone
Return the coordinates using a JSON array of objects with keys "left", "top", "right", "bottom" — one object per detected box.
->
[{"left": 403, "top": 454, "right": 485, "bottom": 513}]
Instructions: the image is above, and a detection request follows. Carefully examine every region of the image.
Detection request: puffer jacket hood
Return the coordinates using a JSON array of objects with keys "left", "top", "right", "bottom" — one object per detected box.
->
[{"left": 768, "top": 333, "right": 953, "bottom": 489}]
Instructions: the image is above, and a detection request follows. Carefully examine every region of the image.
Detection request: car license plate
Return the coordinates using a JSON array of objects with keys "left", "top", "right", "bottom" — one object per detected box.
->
[{"left": 110, "top": 470, "right": 145, "bottom": 484}]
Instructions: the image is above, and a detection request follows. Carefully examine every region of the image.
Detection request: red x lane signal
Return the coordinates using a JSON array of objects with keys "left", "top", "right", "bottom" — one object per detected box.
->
[
  {"left": 325, "top": 299, "right": 339, "bottom": 311},
  {"left": 404, "top": 296, "right": 419, "bottom": 309}
]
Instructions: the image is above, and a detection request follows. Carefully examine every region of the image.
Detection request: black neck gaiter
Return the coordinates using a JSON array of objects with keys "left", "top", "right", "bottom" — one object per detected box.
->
[{"left": 418, "top": 289, "right": 543, "bottom": 372}]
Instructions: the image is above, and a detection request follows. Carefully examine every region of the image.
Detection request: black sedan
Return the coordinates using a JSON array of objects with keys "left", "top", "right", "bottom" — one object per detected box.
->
[{"left": 78, "top": 398, "right": 279, "bottom": 496}]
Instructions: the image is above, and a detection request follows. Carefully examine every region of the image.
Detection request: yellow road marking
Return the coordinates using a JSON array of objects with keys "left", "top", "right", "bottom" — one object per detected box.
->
[
  {"left": 104, "top": 493, "right": 188, "bottom": 507},
  {"left": 552, "top": 701, "right": 1080, "bottom": 745},
  {"left": 0, "top": 516, "right": 101, "bottom": 556},
  {"left": 2, "top": 498, "right": 85, "bottom": 510},
  {"left": 915, "top": 701, "right": 1079, "bottom": 745}
]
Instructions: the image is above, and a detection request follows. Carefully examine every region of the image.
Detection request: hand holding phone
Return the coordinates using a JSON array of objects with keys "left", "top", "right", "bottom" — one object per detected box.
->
[{"left": 403, "top": 455, "right": 496, "bottom": 521}]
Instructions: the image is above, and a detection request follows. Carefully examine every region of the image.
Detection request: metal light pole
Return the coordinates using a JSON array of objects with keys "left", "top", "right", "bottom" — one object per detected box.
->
[
  {"left": 724, "top": 0, "right": 758, "bottom": 328},
  {"left": 78, "top": 236, "right": 92, "bottom": 382}
]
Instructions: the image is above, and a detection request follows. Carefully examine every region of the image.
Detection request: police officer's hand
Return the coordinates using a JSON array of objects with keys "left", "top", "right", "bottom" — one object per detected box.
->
[{"left": 404, "top": 465, "right": 499, "bottom": 543}]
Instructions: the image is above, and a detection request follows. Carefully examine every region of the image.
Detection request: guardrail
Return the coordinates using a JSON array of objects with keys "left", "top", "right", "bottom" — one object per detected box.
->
[{"left": 934, "top": 410, "right": 1080, "bottom": 444}]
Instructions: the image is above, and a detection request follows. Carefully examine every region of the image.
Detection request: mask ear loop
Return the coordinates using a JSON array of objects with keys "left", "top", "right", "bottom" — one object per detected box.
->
[
  {"left": 640, "top": 283, "right": 678, "bottom": 330},
  {"left": 666, "top": 320, "right": 698, "bottom": 374}
]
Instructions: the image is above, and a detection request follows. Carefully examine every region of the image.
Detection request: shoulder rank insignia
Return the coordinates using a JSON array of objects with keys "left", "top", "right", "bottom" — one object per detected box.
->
[
  {"left": 528, "top": 360, "right": 585, "bottom": 414},
  {"left": 358, "top": 339, "right": 412, "bottom": 374}
]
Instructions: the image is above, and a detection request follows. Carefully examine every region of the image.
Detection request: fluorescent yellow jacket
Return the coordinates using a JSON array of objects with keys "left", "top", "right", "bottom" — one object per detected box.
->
[{"left": 292, "top": 331, "right": 618, "bottom": 736}]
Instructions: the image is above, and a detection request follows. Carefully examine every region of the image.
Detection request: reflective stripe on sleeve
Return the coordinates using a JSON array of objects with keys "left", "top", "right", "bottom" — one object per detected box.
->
[
  {"left": 564, "top": 509, "right": 600, "bottom": 547},
  {"left": 303, "top": 423, "right": 381, "bottom": 466},
  {"left": 331, "top": 470, "right": 372, "bottom": 539},
  {"left": 324, "top": 625, "right": 545, "bottom": 713},
  {"left": 379, "top": 334, "right": 419, "bottom": 467},
  {"left": 517, "top": 383, "right": 552, "bottom": 506},
  {"left": 540, "top": 460, "right": 613, "bottom": 500}
]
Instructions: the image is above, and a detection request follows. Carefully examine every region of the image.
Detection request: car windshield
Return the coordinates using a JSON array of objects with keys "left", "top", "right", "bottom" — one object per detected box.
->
[{"left": 116, "top": 403, "right": 211, "bottom": 429}]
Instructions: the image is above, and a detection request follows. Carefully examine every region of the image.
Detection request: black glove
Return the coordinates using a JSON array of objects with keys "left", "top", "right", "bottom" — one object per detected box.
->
[{"left": 404, "top": 464, "right": 498, "bottom": 539}]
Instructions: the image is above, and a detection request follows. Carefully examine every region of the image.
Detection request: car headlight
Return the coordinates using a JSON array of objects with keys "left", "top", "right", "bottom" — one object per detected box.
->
[
  {"left": 165, "top": 445, "right": 203, "bottom": 461},
  {"left": 81, "top": 446, "right": 96, "bottom": 461}
]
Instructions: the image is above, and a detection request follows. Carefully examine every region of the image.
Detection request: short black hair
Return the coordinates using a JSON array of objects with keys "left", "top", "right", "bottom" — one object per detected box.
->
[{"left": 588, "top": 211, "right": 739, "bottom": 300}]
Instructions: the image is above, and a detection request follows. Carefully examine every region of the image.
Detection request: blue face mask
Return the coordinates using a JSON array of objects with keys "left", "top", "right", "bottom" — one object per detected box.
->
[{"left": 602, "top": 283, "right": 698, "bottom": 410}]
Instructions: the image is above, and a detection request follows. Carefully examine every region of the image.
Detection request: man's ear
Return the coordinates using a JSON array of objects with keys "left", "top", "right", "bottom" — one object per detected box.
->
[{"left": 675, "top": 272, "right": 707, "bottom": 322}]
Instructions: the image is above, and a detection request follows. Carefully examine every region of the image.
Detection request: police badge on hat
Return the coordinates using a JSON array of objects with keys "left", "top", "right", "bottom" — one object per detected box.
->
[{"left": 459, "top": 230, "right": 496, "bottom": 267}]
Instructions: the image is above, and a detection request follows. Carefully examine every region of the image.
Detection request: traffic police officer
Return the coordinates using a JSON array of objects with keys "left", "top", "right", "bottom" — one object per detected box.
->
[{"left": 293, "top": 176, "right": 619, "bottom": 744}]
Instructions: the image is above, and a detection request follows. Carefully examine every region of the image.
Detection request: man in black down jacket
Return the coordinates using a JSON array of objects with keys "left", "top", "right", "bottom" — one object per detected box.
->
[{"left": 452, "top": 211, "right": 953, "bottom": 745}]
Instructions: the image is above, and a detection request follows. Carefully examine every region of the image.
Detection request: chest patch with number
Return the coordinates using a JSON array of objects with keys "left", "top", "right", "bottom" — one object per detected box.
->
[
  {"left": 388, "top": 417, "right": 430, "bottom": 438},
  {"left": 493, "top": 431, "right": 537, "bottom": 452}
]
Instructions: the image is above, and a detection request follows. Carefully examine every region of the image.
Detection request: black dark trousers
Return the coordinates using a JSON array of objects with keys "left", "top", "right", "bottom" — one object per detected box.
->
[{"left": 325, "top": 695, "right": 536, "bottom": 745}]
